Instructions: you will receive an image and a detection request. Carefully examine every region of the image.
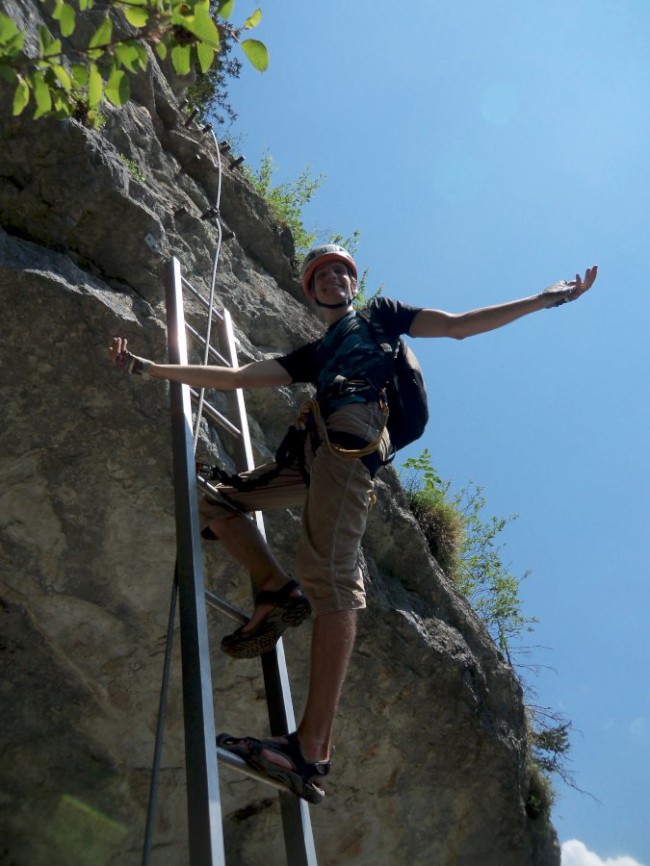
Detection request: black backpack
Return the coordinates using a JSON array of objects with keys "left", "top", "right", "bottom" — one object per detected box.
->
[{"left": 357, "top": 308, "right": 429, "bottom": 456}]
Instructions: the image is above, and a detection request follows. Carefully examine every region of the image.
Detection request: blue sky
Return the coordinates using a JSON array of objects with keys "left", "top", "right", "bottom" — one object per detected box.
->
[{"left": 223, "top": 2, "right": 649, "bottom": 863}]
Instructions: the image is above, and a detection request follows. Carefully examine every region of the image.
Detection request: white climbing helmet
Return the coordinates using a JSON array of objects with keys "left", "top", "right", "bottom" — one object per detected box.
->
[{"left": 300, "top": 244, "right": 358, "bottom": 297}]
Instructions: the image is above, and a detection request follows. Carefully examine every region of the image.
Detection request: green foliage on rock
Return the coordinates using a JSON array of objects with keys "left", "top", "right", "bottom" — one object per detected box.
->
[
  {"left": 243, "top": 151, "right": 325, "bottom": 254},
  {"left": 244, "top": 152, "right": 384, "bottom": 305},
  {"left": 118, "top": 152, "right": 145, "bottom": 181},
  {"left": 525, "top": 759, "right": 556, "bottom": 820},
  {"left": 399, "top": 448, "right": 536, "bottom": 662},
  {"left": 399, "top": 449, "right": 462, "bottom": 574},
  {"left": 400, "top": 448, "right": 578, "bottom": 805},
  {"left": 0, "top": 0, "right": 268, "bottom": 126}
]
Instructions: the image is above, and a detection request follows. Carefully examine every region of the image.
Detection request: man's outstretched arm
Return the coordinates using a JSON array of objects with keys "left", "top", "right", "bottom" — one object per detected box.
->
[
  {"left": 409, "top": 265, "right": 598, "bottom": 340},
  {"left": 108, "top": 336, "right": 292, "bottom": 389}
]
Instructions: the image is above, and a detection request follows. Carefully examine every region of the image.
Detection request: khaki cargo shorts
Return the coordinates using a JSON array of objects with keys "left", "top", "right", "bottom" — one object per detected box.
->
[{"left": 199, "top": 402, "right": 390, "bottom": 616}]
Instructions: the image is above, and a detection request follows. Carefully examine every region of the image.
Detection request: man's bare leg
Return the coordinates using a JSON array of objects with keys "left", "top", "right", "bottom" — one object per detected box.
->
[
  {"left": 210, "top": 514, "right": 358, "bottom": 764},
  {"left": 209, "top": 513, "right": 305, "bottom": 633},
  {"left": 298, "top": 608, "right": 357, "bottom": 761},
  {"left": 260, "top": 609, "right": 357, "bottom": 764}
]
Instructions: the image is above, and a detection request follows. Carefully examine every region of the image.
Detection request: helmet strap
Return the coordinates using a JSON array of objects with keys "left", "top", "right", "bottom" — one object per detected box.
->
[{"left": 313, "top": 296, "right": 354, "bottom": 309}]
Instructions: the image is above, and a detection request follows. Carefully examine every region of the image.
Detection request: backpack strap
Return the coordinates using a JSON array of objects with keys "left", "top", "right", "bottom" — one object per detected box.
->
[{"left": 356, "top": 307, "right": 399, "bottom": 379}]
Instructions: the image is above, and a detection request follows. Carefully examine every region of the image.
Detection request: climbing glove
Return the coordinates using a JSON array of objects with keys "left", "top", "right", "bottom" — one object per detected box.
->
[
  {"left": 539, "top": 281, "right": 575, "bottom": 308},
  {"left": 114, "top": 350, "right": 153, "bottom": 377}
]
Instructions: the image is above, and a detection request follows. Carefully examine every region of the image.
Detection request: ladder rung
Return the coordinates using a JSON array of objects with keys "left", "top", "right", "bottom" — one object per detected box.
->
[
  {"left": 216, "top": 747, "right": 299, "bottom": 797},
  {"left": 205, "top": 588, "right": 247, "bottom": 625},
  {"left": 186, "top": 322, "right": 230, "bottom": 367},
  {"left": 190, "top": 389, "right": 242, "bottom": 437},
  {"left": 196, "top": 475, "right": 240, "bottom": 502},
  {"left": 181, "top": 275, "right": 226, "bottom": 318}
]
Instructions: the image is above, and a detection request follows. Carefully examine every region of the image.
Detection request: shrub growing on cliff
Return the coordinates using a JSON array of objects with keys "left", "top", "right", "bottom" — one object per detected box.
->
[
  {"left": 243, "top": 151, "right": 324, "bottom": 253},
  {"left": 243, "top": 154, "right": 384, "bottom": 308},
  {"left": 399, "top": 449, "right": 464, "bottom": 574},
  {"left": 400, "top": 449, "right": 578, "bottom": 808},
  {"left": 525, "top": 759, "right": 555, "bottom": 819},
  {"left": 399, "top": 448, "right": 536, "bottom": 662},
  {"left": 0, "top": 0, "right": 267, "bottom": 126}
]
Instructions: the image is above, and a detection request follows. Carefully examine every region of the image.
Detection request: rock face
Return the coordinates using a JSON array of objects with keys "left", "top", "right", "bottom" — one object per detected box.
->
[{"left": 0, "top": 13, "right": 560, "bottom": 866}]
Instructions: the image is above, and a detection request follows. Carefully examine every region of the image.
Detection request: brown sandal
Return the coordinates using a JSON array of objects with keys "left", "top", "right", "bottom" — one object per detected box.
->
[
  {"left": 216, "top": 731, "right": 329, "bottom": 804},
  {"left": 221, "top": 580, "right": 311, "bottom": 659}
]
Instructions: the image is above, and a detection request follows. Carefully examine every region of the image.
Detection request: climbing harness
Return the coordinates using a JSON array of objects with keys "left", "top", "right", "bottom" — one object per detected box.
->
[
  {"left": 196, "top": 382, "right": 389, "bottom": 500},
  {"left": 303, "top": 395, "right": 388, "bottom": 460}
]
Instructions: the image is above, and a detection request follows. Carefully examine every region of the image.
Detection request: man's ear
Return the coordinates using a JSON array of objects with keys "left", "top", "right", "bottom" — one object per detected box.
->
[{"left": 350, "top": 276, "right": 358, "bottom": 296}]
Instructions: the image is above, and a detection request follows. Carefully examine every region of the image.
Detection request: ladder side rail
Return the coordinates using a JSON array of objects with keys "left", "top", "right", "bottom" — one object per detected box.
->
[
  {"left": 216, "top": 309, "right": 257, "bottom": 470},
  {"left": 214, "top": 309, "right": 319, "bottom": 866},
  {"left": 166, "top": 257, "right": 226, "bottom": 866}
]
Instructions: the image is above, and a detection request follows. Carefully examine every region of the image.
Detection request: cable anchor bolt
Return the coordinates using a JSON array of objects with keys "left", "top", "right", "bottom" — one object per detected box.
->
[{"left": 184, "top": 106, "right": 199, "bottom": 126}]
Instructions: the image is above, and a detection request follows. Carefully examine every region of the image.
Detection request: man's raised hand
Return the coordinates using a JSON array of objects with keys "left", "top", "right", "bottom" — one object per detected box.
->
[
  {"left": 108, "top": 336, "right": 153, "bottom": 376},
  {"left": 540, "top": 265, "right": 598, "bottom": 308}
]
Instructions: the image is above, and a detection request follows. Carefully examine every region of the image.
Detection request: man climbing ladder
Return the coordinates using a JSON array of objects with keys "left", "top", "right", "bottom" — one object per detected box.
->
[{"left": 109, "top": 244, "right": 597, "bottom": 805}]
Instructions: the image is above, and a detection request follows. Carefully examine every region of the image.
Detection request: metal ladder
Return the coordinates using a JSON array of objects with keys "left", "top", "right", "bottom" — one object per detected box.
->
[{"left": 141, "top": 257, "right": 318, "bottom": 866}]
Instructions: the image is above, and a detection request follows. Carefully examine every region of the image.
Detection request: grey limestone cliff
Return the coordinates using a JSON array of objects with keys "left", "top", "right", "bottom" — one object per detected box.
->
[{"left": 0, "top": 13, "right": 560, "bottom": 865}]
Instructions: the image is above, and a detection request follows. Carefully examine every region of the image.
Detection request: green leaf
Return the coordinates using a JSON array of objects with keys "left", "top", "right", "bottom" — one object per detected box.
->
[
  {"left": 32, "top": 71, "right": 53, "bottom": 118},
  {"left": 114, "top": 42, "right": 141, "bottom": 72},
  {"left": 195, "top": 41, "right": 214, "bottom": 73},
  {"left": 105, "top": 67, "right": 130, "bottom": 105},
  {"left": 240, "top": 38, "right": 268, "bottom": 72},
  {"left": 2, "top": 31, "right": 24, "bottom": 56},
  {"left": 0, "top": 11, "right": 21, "bottom": 45},
  {"left": 0, "top": 63, "right": 17, "bottom": 84},
  {"left": 243, "top": 8, "right": 261, "bottom": 29},
  {"left": 87, "top": 61, "right": 103, "bottom": 107},
  {"left": 52, "top": 91, "right": 73, "bottom": 116},
  {"left": 133, "top": 41, "right": 148, "bottom": 69},
  {"left": 171, "top": 43, "right": 191, "bottom": 75},
  {"left": 38, "top": 25, "right": 62, "bottom": 58},
  {"left": 0, "top": 10, "right": 17, "bottom": 35},
  {"left": 86, "top": 108, "right": 104, "bottom": 128},
  {"left": 154, "top": 41, "right": 167, "bottom": 60},
  {"left": 89, "top": 16, "right": 112, "bottom": 49},
  {"left": 71, "top": 62, "right": 88, "bottom": 88},
  {"left": 216, "top": 0, "right": 234, "bottom": 21},
  {"left": 179, "top": 5, "right": 220, "bottom": 49},
  {"left": 60, "top": 4, "right": 76, "bottom": 37},
  {"left": 51, "top": 63, "right": 72, "bottom": 91},
  {"left": 123, "top": 5, "right": 149, "bottom": 27},
  {"left": 12, "top": 77, "right": 30, "bottom": 115},
  {"left": 57, "top": 2, "right": 76, "bottom": 37}
]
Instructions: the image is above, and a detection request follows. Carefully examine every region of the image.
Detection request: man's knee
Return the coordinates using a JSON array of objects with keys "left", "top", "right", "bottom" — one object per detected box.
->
[{"left": 201, "top": 510, "right": 250, "bottom": 542}]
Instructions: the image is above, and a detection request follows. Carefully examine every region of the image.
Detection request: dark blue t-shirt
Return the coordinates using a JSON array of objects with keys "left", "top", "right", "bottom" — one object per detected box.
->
[{"left": 276, "top": 297, "right": 421, "bottom": 413}]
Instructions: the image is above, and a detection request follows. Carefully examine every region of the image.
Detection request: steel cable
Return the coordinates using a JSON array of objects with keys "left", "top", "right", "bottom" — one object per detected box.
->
[{"left": 192, "top": 127, "right": 225, "bottom": 453}]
